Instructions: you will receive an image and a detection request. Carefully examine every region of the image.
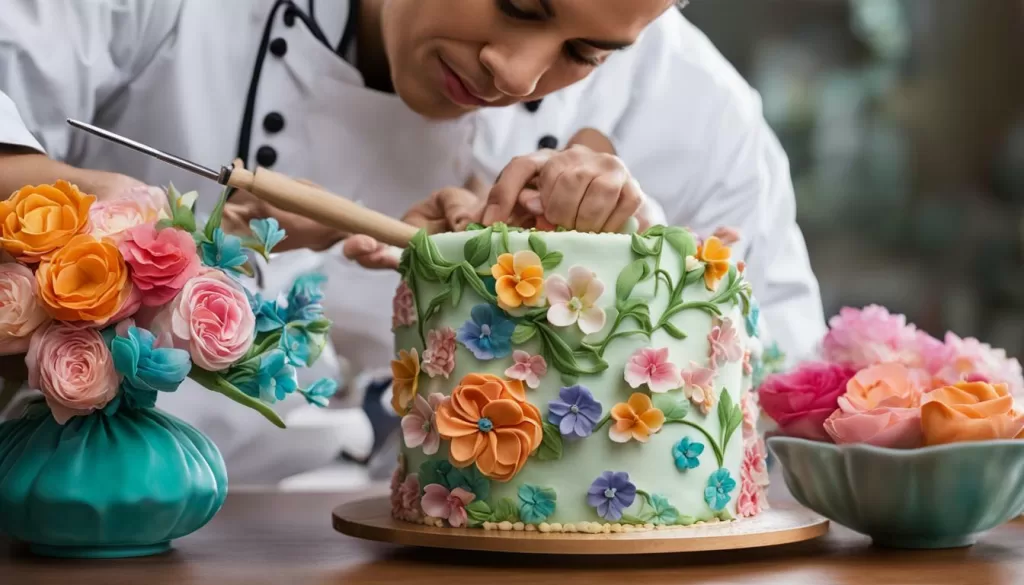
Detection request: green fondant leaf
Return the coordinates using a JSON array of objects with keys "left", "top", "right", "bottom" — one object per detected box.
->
[
  {"left": 652, "top": 393, "right": 689, "bottom": 422},
  {"left": 422, "top": 286, "right": 452, "bottom": 324},
  {"left": 541, "top": 252, "right": 564, "bottom": 271},
  {"left": 537, "top": 422, "right": 564, "bottom": 461},
  {"left": 619, "top": 514, "right": 647, "bottom": 526},
  {"left": 560, "top": 373, "right": 578, "bottom": 387},
  {"left": 466, "top": 500, "right": 493, "bottom": 527},
  {"left": 445, "top": 465, "right": 491, "bottom": 501},
  {"left": 615, "top": 259, "right": 650, "bottom": 303},
  {"left": 492, "top": 498, "right": 520, "bottom": 523},
  {"left": 464, "top": 227, "right": 494, "bottom": 267},
  {"left": 528, "top": 233, "right": 548, "bottom": 257},
  {"left": 537, "top": 323, "right": 608, "bottom": 377},
  {"left": 449, "top": 268, "right": 464, "bottom": 308},
  {"left": 418, "top": 460, "right": 455, "bottom": 492},
  {"left": 683, "top": 266, "right": 706, "bottom": 287},
  {"left": 460, "top": 263, "right": 496, "bottom": 304},
  {"left": 662, "top": 321, "right": 687, "bottom": 340},
  {"left": 465, "top": 222, "right": 486, "bottom": 231},
  {"left": 203, "top": 188, "right": 229, "bottom": 241},
  {"left": 642, "top": 225, "right": 666, "bottom": 237},
  {"left": 718, "top": 388, "right": 743, "bottom": 451},
  {"left": 524, "top": 307, "right": 550, "bottom": 322},
  {"left": 511, "top": 322, "right": 538, "bottom": 344},
  {"left": 630, "top": 233, "right": 661, "bottom": 257},
  {"left": 648, "top": 493, "right": 681, "bottom": 526},
  {"left": 677, "top": 515, "right": 697, "bottom": 526},
  {"left": 663, "top": 226, "right": 698, "bottom": 264},
  {"left": 155, "top": 218, "right": 175, "bottom": 231},
  {"left": 305, "top": 318, "right": 332, "bottom": 334},
  {"left": 496, "top": 222, "right": 511, "bottom": 255}
]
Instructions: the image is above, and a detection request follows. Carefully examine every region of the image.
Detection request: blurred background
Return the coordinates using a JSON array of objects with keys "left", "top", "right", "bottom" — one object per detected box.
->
[{"left": 686, "top": 0, "right": 1024, "bottom": 361}]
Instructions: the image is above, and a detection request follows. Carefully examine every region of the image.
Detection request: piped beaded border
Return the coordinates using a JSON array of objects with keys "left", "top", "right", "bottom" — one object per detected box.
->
[{"left": 395, "top": 513, "right": 735, "bottom": 534}]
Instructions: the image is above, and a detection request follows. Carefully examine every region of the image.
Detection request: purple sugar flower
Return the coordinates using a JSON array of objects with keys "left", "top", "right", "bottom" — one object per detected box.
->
[
  {"left": 548, "top": 385, "right": 603, "bottom": 439},
  {"left": 587, "top": 471, "right": 636, "bottom": 521}
]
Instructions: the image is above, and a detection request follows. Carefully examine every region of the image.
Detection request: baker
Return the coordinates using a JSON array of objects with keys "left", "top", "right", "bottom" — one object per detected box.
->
[{"left": 0, "top": 0, "right": 825, "bottom": 482}]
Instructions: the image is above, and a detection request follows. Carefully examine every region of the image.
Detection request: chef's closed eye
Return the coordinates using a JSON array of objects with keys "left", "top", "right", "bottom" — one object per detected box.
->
[{"left": 496, "top": 0, "right": 628, "bottom": 67}]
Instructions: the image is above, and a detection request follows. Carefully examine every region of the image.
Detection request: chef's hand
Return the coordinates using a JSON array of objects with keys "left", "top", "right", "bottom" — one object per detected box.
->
[
  {"left": 222, "top": 181, "right": 347, "bottom": 253},
  {"left": 483, "top": 128, "right": 653, "bottom": 233}
]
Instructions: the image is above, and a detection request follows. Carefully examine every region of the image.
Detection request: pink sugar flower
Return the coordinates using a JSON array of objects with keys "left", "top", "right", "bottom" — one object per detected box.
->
[
  {"left": 624, "top": 347, "right": 683, "bottom": 393},
  {"left": 26, "top": 323, "right": 119, "bottom": 424},
  {"left": 933, "top": 333, "right": 1024, "bottom": 397},
  {"left": 401, "top": 393, "right": 445, "bottom": 455},
  {"left": 680, "top": 361, "right": 716, "bottom": 414},
  {"left": 737, "top": 438, "right": 770, "bottom": 518},
  {"left": 0, "top": 263, "right": 50, "bottom": 355},
  {"left": 420, "top": 484, "right": 475, "bottom": 528},
  {"left": 546, "top": 266, "right": 606, "bottom": 335},
  {"left": 505, "top": 350, "right": 548, "bottom": 389},
  {"left": 392, "top": 281, "right": 417, "bottom": 330},
  {"left": 708, "top": 317, "right": 743, "bottom": 369},
  {"left": 421, "top": 327, "right": 457, "bottom": 379},
  {"left": 119, "top": 222, "right": 202, "bottom": 306},
  {"left": 822, "top": 305, "right": 935, "bottom": 370}
]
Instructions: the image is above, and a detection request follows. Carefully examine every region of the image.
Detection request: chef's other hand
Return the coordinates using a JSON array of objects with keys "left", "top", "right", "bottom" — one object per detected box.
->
[
  {"left": 222, "top": 182, "right": 346, "bottom": 253},
  {"left": 483, "top": 128, "right": 651, "bottom": 233},
  {"left": 343, "top": 186, "right": 482, "bottom": 270}
]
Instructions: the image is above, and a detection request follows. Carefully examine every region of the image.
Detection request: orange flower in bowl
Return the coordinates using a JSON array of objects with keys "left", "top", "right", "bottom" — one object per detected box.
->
[
  {"left": 609, "top": 392, "right": 665, "bottom": 443},
  {"left": 36, "top": 234, "right": 132, "bottom": 323},
  {"left": 696, "top": 236, "right": 731, "bottom": 291},
  {"left": 491, "top": 251, "right": 544, "bottom": 310},
  {"left": 435, "top": 373, "right": 542, "bottom": 481},
  {"left": 842, "top": 363, "right": 922, "bottom": 410},
  {"left": 921, "top": 382, "right": 1024, "bottom": 446},
  {"left": 0, "top": 181, "right": 95, "bottom": 263}
]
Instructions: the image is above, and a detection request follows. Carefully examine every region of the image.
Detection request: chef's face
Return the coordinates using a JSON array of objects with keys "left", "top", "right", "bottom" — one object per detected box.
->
[{"left": 380, "top": 0, "right": 676, "bottom": 119}]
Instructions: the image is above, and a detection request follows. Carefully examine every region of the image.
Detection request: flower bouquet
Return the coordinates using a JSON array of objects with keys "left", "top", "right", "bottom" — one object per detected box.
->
[
  {"left": 0, "top": 181, "right": 337, "bottom": 558},
  {"left": 761, "top": 305, "right": 1024, "bottom": 548}
]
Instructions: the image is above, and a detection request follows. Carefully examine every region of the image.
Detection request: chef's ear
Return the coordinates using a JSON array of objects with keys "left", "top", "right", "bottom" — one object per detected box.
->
[{"left": 565, "top": 128, "right": 616, "bottom": 155}]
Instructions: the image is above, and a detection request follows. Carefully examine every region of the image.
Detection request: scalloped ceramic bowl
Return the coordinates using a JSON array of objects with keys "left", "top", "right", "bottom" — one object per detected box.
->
[{"left": 768, "top": 437, "right": 1024, "bottom": 549}]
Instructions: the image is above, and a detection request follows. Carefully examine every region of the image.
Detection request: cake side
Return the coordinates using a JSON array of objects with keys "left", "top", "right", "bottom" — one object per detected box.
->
[{"left": 391, "top": 226, "right": 767, "bottom": 531}]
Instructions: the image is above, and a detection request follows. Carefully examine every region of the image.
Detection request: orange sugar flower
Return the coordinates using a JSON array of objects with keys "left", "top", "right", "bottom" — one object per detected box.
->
[
  {"left": 491, "top": 251, "right": 545, "bottom": 311},
  {"left": 609, "top": 392, "right": 666, "bottom": 443},
  {"left": 921, "top": 381, "right": 1024, "bottom": 446},
  {"left": 36, "top": 234, "right": 130, "bottom": 323},
  {"left": 696, "top": 236, "right": 731, "bottom": 291},
  {"left": 0, "top": 181, "right": 95, "bottom": 263},
  {"left": 390, "top": 348, "right": 420, "bottom": 415},
  {"left": 435, "top": 373, "right": 542, "bottom": 482}
]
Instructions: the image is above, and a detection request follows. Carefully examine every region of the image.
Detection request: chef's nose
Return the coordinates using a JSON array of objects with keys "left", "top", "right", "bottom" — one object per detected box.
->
[{"left": 479, "top": 41, "right": 556, "bottom": 98}]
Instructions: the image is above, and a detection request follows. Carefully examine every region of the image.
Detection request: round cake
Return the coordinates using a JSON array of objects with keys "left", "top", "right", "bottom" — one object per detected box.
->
[{"left": 390, "top": 224, "right": 768, "bottom": 532}]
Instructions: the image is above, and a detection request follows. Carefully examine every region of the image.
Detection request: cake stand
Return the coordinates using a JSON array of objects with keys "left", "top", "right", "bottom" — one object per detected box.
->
[{"left": 332, "top": 497, "right": 828, "bottom": 555}]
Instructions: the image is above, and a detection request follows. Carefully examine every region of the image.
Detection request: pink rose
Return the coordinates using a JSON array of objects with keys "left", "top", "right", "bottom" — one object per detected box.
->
[
  {"left": 421, "top": 327, "right": 456, "bottom": 379},
  {"left": 89, "top": 185, "right": 169, "bottom": 243},
  {"left": 932, "top": 333, "right": 1024, "bottom": 398},
  {"left": 26, "top": 322, "right": 119, "bottom": 424},
  {"left": 822, "top": 305, "right": 938, "bottom": 370},
  {"left": 758, "top": 362, "right": 857, "bottom": 441},
  {"left": 737, "top": 437, "right": 770, "bottom": 518},
  {"left": 0, "top": 263, "right": 50, "bottom": 354},
  {"left": 824, "top": 406, "right": 922, "bottom": 448},
  {"left": 392, "top": 281, "right": 417, "bottom": 330},
  {"left": 842, "top": 363, "right": 923, "bottom": 411},
  {"left": 150, "top": 270, "right": 255, "bottom": 371},
  {"left": 119, "top": 223, "right": 202, "bottom": 307}
]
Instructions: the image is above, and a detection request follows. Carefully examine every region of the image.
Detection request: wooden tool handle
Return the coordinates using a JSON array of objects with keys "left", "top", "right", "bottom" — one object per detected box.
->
[{"left": 226, "top": 166, "right": 419, "bottom": 248}]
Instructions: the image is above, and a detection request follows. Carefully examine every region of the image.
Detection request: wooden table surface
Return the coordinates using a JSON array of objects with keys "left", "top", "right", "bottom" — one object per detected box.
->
[{"left": 3, "top": 488, "right": 1023, "bottom": 585}]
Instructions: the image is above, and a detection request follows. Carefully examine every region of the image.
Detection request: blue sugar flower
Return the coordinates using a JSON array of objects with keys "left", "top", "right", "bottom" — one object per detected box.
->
[
  {"left": 246, "top": 289, "right": 287, "bottom": 333},
  {"left": 200, "top": 228, "right": 248, "bottom": 273},
  {"left": 255, "top": 350, "right": 298, "bottom": 403},
  {"left": 649, "top": 494, "right": 680, "bottom": 526},
  {"left": 518, "top": 485, "right": 557, "bottom": 524},
  {"left": 746, "top": 301, "right": 760, "bottom": 337},
  {"left": 548, "top": 385, "right": 602, "bottom": 439},
  {"left": 249, "top": 217, "right": 287, "bottom": 258},
  {"left": 587, "top": 471, "right": 636, "bottom": 522},
  {"left": 672, "top": 437, "right": 705, "bottom": 471},
  {"left": 482, "top": 275, "right": 498, "bottom": 297},
  {"left": 286, "top": 272, "right": 326, "bottom": 322},
  {"left": 280, "top": 324, "right": 313, "bottom": 367},
  {"left": 109, "top": 326, "right": 191, "bottom": 411},
  {"left": 456, "top": 304, "right": 516, "bottom": 360},
  {"left": 300, "top": 377, "right": 339, "bottom": 408},
  {"left": 704, "top": 468, "right": 736, "bottom": 512}
]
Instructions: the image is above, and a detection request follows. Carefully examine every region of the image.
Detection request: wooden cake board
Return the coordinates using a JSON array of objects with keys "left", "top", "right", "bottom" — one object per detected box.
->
[{"left": 332, "top": 496, "right": 828, "bottom": 555}]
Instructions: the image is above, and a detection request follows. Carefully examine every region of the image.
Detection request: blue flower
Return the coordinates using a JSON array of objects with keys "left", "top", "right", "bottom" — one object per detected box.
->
[
  {"left": 286, "top": 272, "right": 326, "bottom": 322},
  {"left": 456, "top": 304, "right": 516, "bottom": 360},
  {"left": 672, "top": 437, "right": 705, "bottom": 471},
  {"left": 649, "top": 494, "right": 680, "bottom": 526},
  {"left": 587, "top": 471, "right": 636, "bottom": 521},
  {"left": 246, "top": 289, "right": 288, "bottom": 333},
  {"left": 745, "top": 301, "right": 760, "bottom": 337},
  {"left": 548, "top": 385, "right": 602, "bottom": 439},
  {"left": 704, "top": 468, "right": 736, "bottom": 511},
  {"left": 300, "top": 377, "right": 338, "bottom": 408},
  {"left": 518, "top": 485, "right": 557, "bottom": 524},
  {"left": 109, "top": 326, "right": 191, "bottom": 411},
  {"left": 200, "top": 228, "right": 248, "bottom": 273},
  {"left": 249, "top": 217, "right": 287, "bottom": 258},
  {"left": 253, "top": 350, "right": 298, "bottom": 403},
  {"left": 280, "top": 324, "right": 313, "bottom": 367}
]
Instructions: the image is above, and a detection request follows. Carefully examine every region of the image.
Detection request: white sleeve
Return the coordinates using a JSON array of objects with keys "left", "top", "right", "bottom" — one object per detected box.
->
[
  {"left": 0, "top": 0, "right": 181, "bottom": 158},
  {"left": 607, "top": 11, "right": 827, "bottom": 363}
]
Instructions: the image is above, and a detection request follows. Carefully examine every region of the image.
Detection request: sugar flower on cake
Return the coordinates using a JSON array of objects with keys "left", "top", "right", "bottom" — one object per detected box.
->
[
  {"left": 624, "top": 347, "right": 682, "bottom": 393},
  {"left": 921, "top": 381, "right": 1024, "bottom": 446},
  {"left": 695, "top": 235, "right": 731, "bottom": 291},
  {"left": 712, "top": 226, "right": 741, "bottom": 246},
  {"left": 391, "top": 472, "right": 423, "bottom": 523},
  {"left": 88, "top": 185, "right": 168, "bottom": 243},
  {"left": 421, "top": 327, "right": 457, "bottom": 379},
  {"left": 456, "top": 304, "right": 516, "bottom": 360},
  {"left": 392, "top": 280, "right": 417, "bottom": 330},
  {"left": 0, "top": 263, "right": 50, "bottom": 355},
  {"left": 745, "top": 300, "right": 760, "bottom": 338},
  {"left": 672, "top": 437, "right": 704, "bottom": 471},
  {"left": 704, "top": 468, "right": 736, "bottom": 512},
  {"left": 491, "top": 250, "right": 545, "bottom": 310},
  {"left": 548, "top": 384, "right": 603, "bottom": 439},
  {"left": 707, "top": 317, "right": 743, "bottom": 369},
  {"left": 545, "top": 266, "right": 606, "bottom": 334},
  {"left": 932, "top": 333, "right": 1024, "bottom": 398},
  {"left": 609, "top": 392, "right": 666, "bottom": 443},
  {"left": 36, "top": 234, "right": 139, "bottom": 325},
  {"left": 119, "top": 222, "right": 202, "bottom": 306},
  {"left": 821, "top": 305, "right": 933, "bottom": 370},
  {"left": 587, "top": 471, "right": 637, "bottom": 522},
  {"left": 199, "top": 228, "right": 249, "bottom": 275},
  {"left": 680, "top": 361, "right": 716, "bottom": 415},
  {"left": 390, "top": 348, "right": 420, "bottom": 415},
  {"left": 401, "top": 393, "right": 445, "bottom": 455},
  {"left": 434, "top": 373, "right": 542, "bottom": 481},
  {"left": 737, "top": 441, "right": 769, "bottom": 518},
  {"left": 26, "top": 322, "right": 119, "bottom": 424},
  {"left": 107, "top": 320, "right": 192, "bottom": 412},
  {"left": 518, "top": 484, "right": 557, "bottom": 524},
  {"left": 758, "top": 361, "right": 857, "bottom": 442},
  {"left": 421, "top": 484, "right": 476, "bottom": 528},
  {"left": 823, "top": 363, "right": 924, "bottom": 448},
  {"left": 505, "top": 350, "right": 547, "bottom": 389},
  {"left": 741, "top": 390, "right": 760, "bottom": 442},
  {"left": 0, "top": 180, "right": 94, "bottom": 263}
]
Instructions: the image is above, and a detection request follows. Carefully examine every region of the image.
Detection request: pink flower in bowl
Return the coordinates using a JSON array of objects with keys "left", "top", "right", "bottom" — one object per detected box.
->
[
  {"left": 932, "top": 333, "right": 1024, "bottom": 398},
  {"left": 758, "top": 362, "right": 857, "bottom": 442},
  {"left": 0, "top": 263, "right": 50, "bottom": 355},
  {"left": 822, "top": 305, "right": 934, "bottom": 369},
  {"left": 119, "top": 223, "right": 202, "bottom": 307},
  {"left": 26, "top": 322, "right": 119, "bottom": 424},
  {"left": 823, "top": 363, "right": 924, "bottom": 448}
]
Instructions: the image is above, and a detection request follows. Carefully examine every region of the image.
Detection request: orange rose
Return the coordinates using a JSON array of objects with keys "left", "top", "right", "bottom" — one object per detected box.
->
[
  {"left": 921, "top": 382, "right": 1024, "bottom": 446},
  {"left": 696, "top": 236, "right": 731, "bottom": 291},
  {"left": 36, "top": 234, "right": 131, "bottom": 322},
  {"left": 435, "top": 373, "right": 542, "bottom": 482},
  {"left": 0, "top": 181, "right": 95, "bottom": 263}
]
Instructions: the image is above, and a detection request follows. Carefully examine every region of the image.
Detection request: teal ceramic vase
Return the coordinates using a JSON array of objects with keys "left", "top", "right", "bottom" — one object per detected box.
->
[
  {"left": 769, "top": 436, "right": 1024, "bottom": 549},
  {"left": 0, "top": 402, "right": 228, "bottom": 558}
]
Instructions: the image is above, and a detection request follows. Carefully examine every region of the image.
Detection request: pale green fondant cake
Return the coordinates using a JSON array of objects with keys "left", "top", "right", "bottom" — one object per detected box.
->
[{"left": 389, "top": 225, "right": 769, "bottom": 532}]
